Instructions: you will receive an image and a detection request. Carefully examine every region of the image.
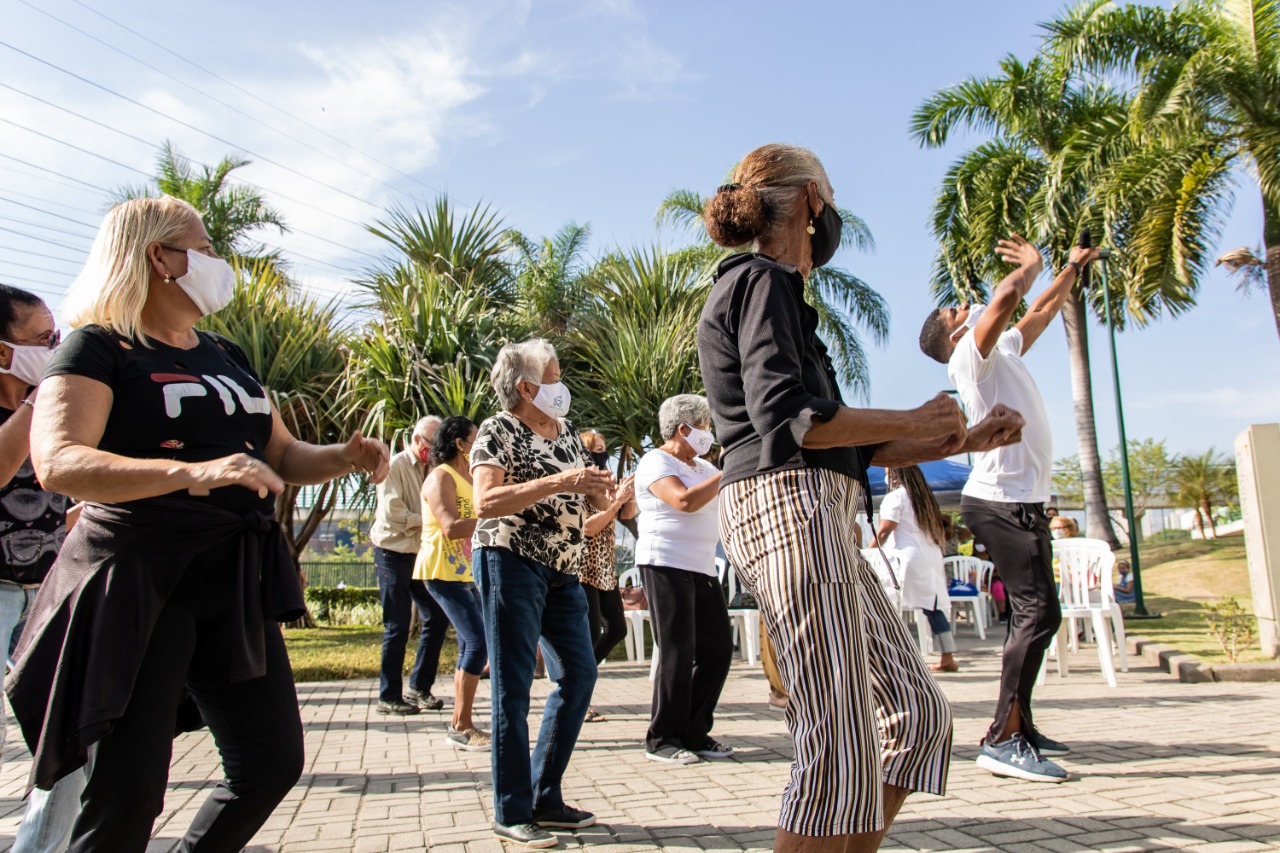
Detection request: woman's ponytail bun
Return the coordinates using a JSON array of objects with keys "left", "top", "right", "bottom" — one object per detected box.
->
[{"left": 703, "top": 183, "right": 768, "bottom": 248}]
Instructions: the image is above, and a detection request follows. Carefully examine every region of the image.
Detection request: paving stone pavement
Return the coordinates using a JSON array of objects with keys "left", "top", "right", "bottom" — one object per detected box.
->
[{"left": 0, "top": 629, "right": 1277, "bottom": 852}]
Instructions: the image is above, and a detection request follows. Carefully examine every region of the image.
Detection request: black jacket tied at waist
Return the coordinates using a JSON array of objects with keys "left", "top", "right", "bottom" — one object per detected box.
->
[{"left": 4, "top": 496, "right": 305, "bottom": 791}]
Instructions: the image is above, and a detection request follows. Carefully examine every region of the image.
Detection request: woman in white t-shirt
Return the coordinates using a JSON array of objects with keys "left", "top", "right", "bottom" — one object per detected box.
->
[
  {"left": 876, "top": 466, "right": 957, "bottom": 672},
  {"left": 635, "top": 394, "right": 733, "bottom": 766}
]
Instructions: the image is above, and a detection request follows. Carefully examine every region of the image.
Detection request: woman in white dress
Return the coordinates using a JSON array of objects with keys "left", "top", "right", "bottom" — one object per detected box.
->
[{"left": 876, "top": 466, "right": 957, "bottom": 672}]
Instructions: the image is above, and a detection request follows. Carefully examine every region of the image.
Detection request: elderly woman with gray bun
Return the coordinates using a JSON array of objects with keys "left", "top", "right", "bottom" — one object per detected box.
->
[
  {"left": 469, "top": 338, "right": 615, "bottom": 849},
  {"left": 634, "top": 394, "right": 733, "bottom": 767},
  {"left": 698, "top": 143, "right": 1027, "bottom": 853}
]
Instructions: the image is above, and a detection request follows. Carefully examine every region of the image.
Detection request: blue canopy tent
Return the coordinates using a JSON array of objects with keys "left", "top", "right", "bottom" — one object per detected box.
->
[{"left": 868, "top": 458, "right": 972, "bottom": 511}]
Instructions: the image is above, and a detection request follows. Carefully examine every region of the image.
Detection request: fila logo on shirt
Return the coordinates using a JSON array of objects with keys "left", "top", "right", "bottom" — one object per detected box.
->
[{"left": 151, "top": 373, "right": 271, "bottom": 419}]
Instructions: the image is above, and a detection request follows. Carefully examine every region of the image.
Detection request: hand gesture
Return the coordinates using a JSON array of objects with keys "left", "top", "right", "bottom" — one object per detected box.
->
[
  {"left": 996, "top": 234, "right": 1043, "bottom": 271},
  {"left": 560, "top": 466, "right": 616, "bottom": 501},
  {"left": 614, "top": 474, "right": 636, "bottom": 506},
  {"left": 965, "top": 404, "right": 1025, "bottom": 452},
  {"left": 341, "top": 432, "right": 391, "bottom": 484},
  {"left": 1068, "top": 245, "right": 1101, "bottom": 267},
  {"left": 917, "top": 393, "right": 968, "bottom": 455},
  {"left": 188, "top": 453, "right": 285, "bottom": 499}
]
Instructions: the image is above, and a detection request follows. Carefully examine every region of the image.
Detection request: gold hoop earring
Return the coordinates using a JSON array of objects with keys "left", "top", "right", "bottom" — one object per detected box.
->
[{"left": 806, "top": 219, "right": 816, "bottom": 236}]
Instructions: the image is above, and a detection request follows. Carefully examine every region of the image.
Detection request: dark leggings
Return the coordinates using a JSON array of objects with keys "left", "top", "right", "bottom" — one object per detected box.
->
[
  {"left": 582, "top": 584, "right": 628, "bottom": 664},
  {"left": 69, "top": 544, "right": 304, "bottom": 853}
]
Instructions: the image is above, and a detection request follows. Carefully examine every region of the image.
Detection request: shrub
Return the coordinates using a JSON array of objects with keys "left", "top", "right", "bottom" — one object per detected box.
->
[
  {"left": 306, "top": 587, "right": 380, "bottom": 624},
  {"left": 1202, "top": 596, "right": 1256, "bottom": 663},
  {"left": 1150, "top": 528, "right": 1191, "bottom": 543}
]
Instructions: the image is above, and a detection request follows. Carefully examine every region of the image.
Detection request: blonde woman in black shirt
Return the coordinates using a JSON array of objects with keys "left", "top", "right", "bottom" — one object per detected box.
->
[
  {"left": 697, "top": 144, "right": 1025, "bottom": 853},
  {"left": 7, "top": 196, "right": 389, "bottom": 853}
]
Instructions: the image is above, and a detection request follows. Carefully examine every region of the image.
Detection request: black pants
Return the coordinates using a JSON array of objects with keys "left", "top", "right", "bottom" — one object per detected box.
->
[
  {"left": 582, "top": 585, "right": 628, "bottom": 664},
  {"left": 374, "top": 547, "right": 447, "bottom": 703},
  {"left": 69, "top": 542, "right": 304, "bottom": 853},
  {"left": 961, "top": 496, "right": 1061, "bottom": 744},
  {"left": 640, "top": 564, "right": 733, "bottom": 753}
]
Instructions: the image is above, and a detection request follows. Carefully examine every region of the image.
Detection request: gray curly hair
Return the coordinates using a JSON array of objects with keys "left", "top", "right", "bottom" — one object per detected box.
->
[{"left": 658, "top": 394, "right": 711, "bottom": 441}]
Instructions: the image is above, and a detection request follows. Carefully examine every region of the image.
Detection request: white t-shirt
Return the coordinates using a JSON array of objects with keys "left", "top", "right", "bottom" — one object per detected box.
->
[
  {"left": 879, "top": 487, "right": 949, "bottom": 611},
  {"left": 634, "top": 450, "right": 720, "bottom": 576},
  {"left": 948, "top": 327, "right": 1053, "bottom": 503}
]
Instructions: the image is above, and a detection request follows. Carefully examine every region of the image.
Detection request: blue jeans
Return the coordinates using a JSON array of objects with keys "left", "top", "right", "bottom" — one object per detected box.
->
[
  {"left": 0, "top": 582, "right": 38, "bottom": 666},
  {"left": 474, "top": 546, "right": 598, "bottom": 826},
  {"left": 427, "top": 580, "right": 487, "bottom": 676},
  {"left": 12, "top": 754, "right": 90, "bottom": 853},
  {"left": 374, "top": 547, "right": 447, "bottom": 703}
]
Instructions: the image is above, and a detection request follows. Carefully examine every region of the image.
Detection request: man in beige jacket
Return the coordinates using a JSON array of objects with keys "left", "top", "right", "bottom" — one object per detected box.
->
[{"left": 370, "top": 415, "right": 450, "bottom": 715}]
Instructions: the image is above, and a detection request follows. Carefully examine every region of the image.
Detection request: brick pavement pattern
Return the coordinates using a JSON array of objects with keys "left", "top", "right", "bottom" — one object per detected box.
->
[{"left": 1, "top": 632, "right": 1278, "bottom": 852}]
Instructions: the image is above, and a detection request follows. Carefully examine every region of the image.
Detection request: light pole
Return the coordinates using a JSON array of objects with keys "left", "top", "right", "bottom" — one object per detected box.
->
[{"left": 1095, "top": 249, "right": 1155, "bottom": 618}]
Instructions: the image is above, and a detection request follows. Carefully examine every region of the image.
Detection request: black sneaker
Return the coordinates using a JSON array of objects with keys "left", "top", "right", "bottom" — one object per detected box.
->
[
  {"left": 1031, "top": 729, "right": 1070, "bottom": 757},
  {"left": 493, "top": 822, "right": 558, "bottom": 848},
  {"left": 405, "top": 688, "right": 444, "bottom": 711},
  {"left": 533, "top": 804, "right": 596, "bottom": 829},
  {"left": 376, "top": 699, "right": 420, "bottom": 716},
  {"left": 976, "top": 733, "right": 1069, "bottom": 783},
  {"left": 692, "top": 739, "right": 735, "bottom": 759}
]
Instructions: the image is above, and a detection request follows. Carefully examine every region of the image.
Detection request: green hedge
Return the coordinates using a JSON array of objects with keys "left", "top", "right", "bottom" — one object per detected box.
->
[{"left": 305, "top": 587, "right": 379, "bottom": 622}]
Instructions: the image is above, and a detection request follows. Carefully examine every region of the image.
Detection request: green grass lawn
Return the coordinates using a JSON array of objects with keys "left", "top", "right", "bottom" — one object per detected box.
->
[{"left": 1125, "top": 534, "right": 1271, "bottom": 664}]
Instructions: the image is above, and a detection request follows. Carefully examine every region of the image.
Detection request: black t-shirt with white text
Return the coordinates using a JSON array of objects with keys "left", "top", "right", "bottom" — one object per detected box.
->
[
  {"left": 0, "top": 406, "right": 67, "bottom": 585},
  {"left": 45, "top": 325, "right": 275, "bottom": 515}
]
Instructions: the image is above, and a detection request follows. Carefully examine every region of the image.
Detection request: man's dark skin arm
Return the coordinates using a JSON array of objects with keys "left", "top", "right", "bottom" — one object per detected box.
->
[{"left": 872, "top": 404, "right": 1026, "bottom": 468}]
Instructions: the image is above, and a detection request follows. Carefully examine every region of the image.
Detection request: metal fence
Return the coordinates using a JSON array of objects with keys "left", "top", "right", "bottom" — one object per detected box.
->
[{"left": 300, "top": 561, "right": 377, "bottom": 589}]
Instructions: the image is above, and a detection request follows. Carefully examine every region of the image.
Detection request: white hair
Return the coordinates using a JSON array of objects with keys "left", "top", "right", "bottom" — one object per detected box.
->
[
  {"left": 413, "top": 415, "right": 441, "bottom": 440},
  {"left": 490, "top": 338, "right": 557, "bottom": 410},
  {"left": 658, "top": 394, "right": 711, "bottom": 440}
]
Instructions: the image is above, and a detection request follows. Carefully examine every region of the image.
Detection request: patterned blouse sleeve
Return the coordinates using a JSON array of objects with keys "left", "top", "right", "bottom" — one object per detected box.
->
[{"left": 470, "top": 416, "right": 510, "bottom": 473}]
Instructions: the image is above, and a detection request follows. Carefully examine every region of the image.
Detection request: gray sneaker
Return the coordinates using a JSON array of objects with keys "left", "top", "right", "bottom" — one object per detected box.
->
[
  {"left": 445, "top": 724, "right": 492, "bottom": 752},
  {"left": 976, "top": 733, "right": 1069, "bottom": 783},
  {"left": 405, "top": 688, "right": 445, "bottom": 711},
  {"left": 645, "top": 745, "right": 699, "bottom": 765}
]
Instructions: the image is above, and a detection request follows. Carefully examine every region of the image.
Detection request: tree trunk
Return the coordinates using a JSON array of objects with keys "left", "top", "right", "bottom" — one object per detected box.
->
[
  {"left": 1264, "top": 194, "right": 1280, "bottom": 341},
  {"left": 1202, "top": 496, "right": 1217, "bottom": 539},
  {"left": 1193, "top": 508, "right": 1206, "bottom": 539},
  {"left": 1062, "top": 293, "right": 1121, "bottom": 548}
]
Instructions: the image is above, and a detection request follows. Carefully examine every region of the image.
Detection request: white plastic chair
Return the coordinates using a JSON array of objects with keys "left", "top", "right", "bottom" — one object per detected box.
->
[
  {"left": 942, "top": 556, "right": 988, "bottom": 639},
  {"left": 617, "top": 568, "right": 654, "bottom": 664},
  {"left": 977, "top": 560, "right": 999, "bottom": 623},
  {"left": 718, "top": 557, "right": 760, "bottom": 664},
  {"left": 1048, "top": 538, "right": 1129, "bottom": 687}
]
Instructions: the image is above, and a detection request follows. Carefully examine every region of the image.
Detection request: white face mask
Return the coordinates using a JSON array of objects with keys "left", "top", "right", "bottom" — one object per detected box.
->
[
  {"left": 683, "top": 423, "right": 715, "bottom": 456},
  {"left": 0, "top": 343, "right": 54, "bottom": 386},
  {"left": 963, "top": 303, "right": 987, "bottom": 331},
  {"left": 531, "top": 381, "right": 571, "bottom": 419},
  {"left": 1051, "top": 528, "right": 1068, "bottom": 540},
  {"left": 174, "top": 249, "right": 236, "bottom": 317}
]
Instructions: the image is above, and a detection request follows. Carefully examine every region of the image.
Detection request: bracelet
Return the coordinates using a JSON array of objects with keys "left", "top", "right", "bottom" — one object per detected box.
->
[
  {"left": 19, "top": 398, "right": 34, "bottom": 409},
  {"left": 1066, "top": 261, "right": 1083, "bottom": 277}
]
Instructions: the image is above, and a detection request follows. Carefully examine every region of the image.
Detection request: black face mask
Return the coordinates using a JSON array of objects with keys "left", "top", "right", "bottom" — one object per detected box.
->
[
  {"left": 590, "top": 450, "right": 610, "bottom": 470},
  {"left": 810, "top": 201, "right": 843, "bottom": 269}
]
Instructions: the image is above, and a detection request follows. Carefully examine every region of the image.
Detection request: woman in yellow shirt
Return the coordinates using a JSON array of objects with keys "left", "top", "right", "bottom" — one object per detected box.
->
[{"left": 416, "top": 415, "right": 488, "bottom": 751}]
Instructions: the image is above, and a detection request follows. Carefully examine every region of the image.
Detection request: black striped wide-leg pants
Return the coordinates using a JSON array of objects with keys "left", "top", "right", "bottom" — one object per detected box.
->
[{"left": 720, "top": 468, "right": 953, "bottom": 836}]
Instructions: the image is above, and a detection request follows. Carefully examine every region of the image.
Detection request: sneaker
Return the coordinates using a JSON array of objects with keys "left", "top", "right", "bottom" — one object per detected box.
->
[
  {"left": 533, "top": 804, "right": 596, "bottom": 829},
  {"left": 376, "top": 699, "right": 420, "bottom": 716},
  {"left": 692, "top": 739, "right": 735, "bottom": 759},
  {"left": 645, "top": 745, "right": 699, "bottom": 765},
  {"left": 405, "top": 688, "right": 445, "bottom": 711},
  {"left": 445, "top": 724, "right": 492, "bottom": 752},
  {"left": 976, "top": 733, "right": 1069, "bottom": 783},
  {"left": 1031, "top": 729, "right": 1071, "bottom": 757},
  {"left": 493, "top": 822, "right": 558, "bottom": 848}
]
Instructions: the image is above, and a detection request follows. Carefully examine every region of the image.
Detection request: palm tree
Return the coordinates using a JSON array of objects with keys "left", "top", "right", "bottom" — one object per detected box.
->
[
  {"left": 1172, "top": 448, "right": 1237, "bottom": 538},
  {"left": 198, "top": 258, "right": 352, "bottom": 559},
  {"left": 911, "top": 38, "right": 1221, "bottom": 548},
  {"left": 1048, "top": 0, "right": 1280, "bottom": 340},
  {"left": 507, "top": 222, "right": 595, "bottom": 336},
  {"left": 115, "top": 141, "right": 287, "bottom": 260},
  {"left": 656, "top": 187, "right": 888, "bottom": 399},
  {"left": 564, "top": 245, "right": 714, "bottom": 471}
]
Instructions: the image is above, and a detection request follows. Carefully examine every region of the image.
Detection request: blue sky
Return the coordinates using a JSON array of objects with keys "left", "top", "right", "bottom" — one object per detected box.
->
[{"left": 2, "top": 0, "right": 1276, "bottom": 460}]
